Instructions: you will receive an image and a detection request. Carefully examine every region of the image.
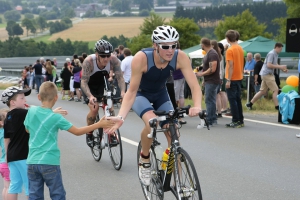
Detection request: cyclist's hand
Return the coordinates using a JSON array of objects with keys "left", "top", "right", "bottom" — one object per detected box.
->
[
  {"left": 97, "top": 116, "right": 115, "bottom": 129},
  {"left": 53, "top": 107, "right": 68, "bottom": 116},
  {"left": 104, "top": 116, "right": 124, "bottom": 134},
  {"left": 108, "top": 77, "right": 113, "bottom": 82},
  {"left": 188, "top": 107, "right": 202, "bottom": 117},
  {"left": 88, "top": 96, "right": 97, "bottom": 106}
]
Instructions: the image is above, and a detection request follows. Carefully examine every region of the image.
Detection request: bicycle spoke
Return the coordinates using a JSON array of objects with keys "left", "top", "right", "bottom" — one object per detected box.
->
[{"left": 108, "top": 129, "right": 123, "bottom": 170}]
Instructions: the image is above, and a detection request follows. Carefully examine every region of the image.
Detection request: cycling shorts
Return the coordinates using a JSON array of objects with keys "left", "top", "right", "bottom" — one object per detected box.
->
[{"left": 132, "top": 88, "right": 174, "bottom": 128}]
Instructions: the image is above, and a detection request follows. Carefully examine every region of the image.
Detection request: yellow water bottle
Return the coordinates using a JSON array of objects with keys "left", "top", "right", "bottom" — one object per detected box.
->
[{"left": 161, "top": 148, "right": 170, "bottom": 171}]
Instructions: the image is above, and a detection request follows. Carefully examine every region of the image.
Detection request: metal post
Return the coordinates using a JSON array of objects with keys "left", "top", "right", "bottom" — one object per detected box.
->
[{"left": 246, "top": 73, "right": 250, "bottom": 103}]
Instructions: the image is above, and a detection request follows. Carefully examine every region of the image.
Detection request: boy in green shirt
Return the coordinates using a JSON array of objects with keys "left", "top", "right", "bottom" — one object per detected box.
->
[{"left": 24, "top": 82, "right": 114, "bottom": 200}]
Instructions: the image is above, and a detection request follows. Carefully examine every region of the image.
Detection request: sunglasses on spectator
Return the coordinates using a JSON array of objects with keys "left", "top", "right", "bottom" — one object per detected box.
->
[
  {"left": 158, "top": 43, "right": 177, "bottom": 50},
  {"left": 98, "top": 54, "right": 111, "bottom": 58}
]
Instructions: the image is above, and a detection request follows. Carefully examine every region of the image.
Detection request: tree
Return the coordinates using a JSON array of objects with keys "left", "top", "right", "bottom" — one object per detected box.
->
[
  {"left": 6, "top": 21, "right": 15, "bottom": 36},
  {"left": 0, "top": 1, "right": 12, "bottom": 13},
  {"left": 127, "top": 34, "right": 153, "bottom": 55},
  {"left": 139, "top": 12, "right": 166, "bottom": 35},
  {"left": 12, "top": 23, "right": 23, "bottom": 37},
  {"left": 139, "top": 0, "right": 153, "bottom": 11},
  {"left": 21, "top": 18, "right": 34, "bottom": 37},
  {"left": 35, "top": 16, "right": 47, "bottom": 32},
  {"left": 157, "top": 0, "right": 167, "bottom": 6},
  {"left": 24, "top": 13, "right": 34, "bottom": 19},
  {"left": 4, "top": 10, "right": 21, "bottom": 22},
  {"left": 214, "top": 9, "right": 272, "bottom": 41},
  {"left": 169, "top": 17, "right": 201, "bottom": 49}
]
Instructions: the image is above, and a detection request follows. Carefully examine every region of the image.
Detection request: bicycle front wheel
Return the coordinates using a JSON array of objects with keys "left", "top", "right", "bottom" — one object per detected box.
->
[
  {"left": 173, "top": 148, "right": 202, "bottom": 200},
  {"left": 108, "top": 129, "right": 123, "bottom": 170},
  {"left": 90, "top": 126, "right": 103, "bottom": 162},
  {"left": 137, "top": 142, "right": 164, "bottom": 200}
]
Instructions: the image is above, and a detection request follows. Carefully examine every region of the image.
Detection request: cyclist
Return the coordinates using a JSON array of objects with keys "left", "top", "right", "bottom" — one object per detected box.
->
[
  {"left": 106, "top": 25, "right": 202, "bottom": 186},
  {"left": 81, "top": 39, "right": 125, "bottom": 147}
]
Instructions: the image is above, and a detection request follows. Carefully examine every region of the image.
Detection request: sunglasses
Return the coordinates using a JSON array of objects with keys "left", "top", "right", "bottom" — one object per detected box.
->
[
  {"left": 158, "top": 43, "right": 177, "bottom": 50},
  {"left": 98, "top": 54, "right": 111, "bottom": 58}
]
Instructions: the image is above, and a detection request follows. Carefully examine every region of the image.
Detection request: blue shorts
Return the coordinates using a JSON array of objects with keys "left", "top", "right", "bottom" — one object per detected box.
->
[
  {"left": 8, "top": 160, "right": 29, "bottom": 195},
  {"left": 132, "top": 88, "right": 174, "bottom": 127}
]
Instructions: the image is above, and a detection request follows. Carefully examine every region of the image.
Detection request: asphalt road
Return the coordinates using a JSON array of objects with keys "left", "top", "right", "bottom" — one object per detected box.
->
[{"left": 0, "top": 91, "right": 300, "bottom": 200}]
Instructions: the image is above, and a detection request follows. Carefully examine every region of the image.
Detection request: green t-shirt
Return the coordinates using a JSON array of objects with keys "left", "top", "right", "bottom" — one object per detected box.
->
[{"left": 24, "top": 106, "right": 72, "bottom": 165}]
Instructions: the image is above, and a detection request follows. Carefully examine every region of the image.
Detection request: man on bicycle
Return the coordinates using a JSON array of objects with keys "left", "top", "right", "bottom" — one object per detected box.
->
[
  {"left": 81, "top": 39, "right": 125, "bottom": 147},
  {"left": 106, "top": 25, "right": 202, "bottom": 186}
]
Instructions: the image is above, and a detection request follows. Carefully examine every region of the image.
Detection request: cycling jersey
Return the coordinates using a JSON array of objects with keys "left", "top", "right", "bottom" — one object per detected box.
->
[
  {"left": 132, "top": 48, "right": 178, "bottom": 127},
  {"left": 87, "top": 54, "right": 110, "bottom": 97}
]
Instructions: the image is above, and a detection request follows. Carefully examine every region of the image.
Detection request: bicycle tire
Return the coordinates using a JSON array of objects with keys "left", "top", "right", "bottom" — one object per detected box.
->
[
  {"left": 137, "top": 142, "right": 164, "bottom": 200},
  {"left": 107, "top": 129, "right": 123, "bottom": 170},
  {"left": 90, "top": 115, "right": 103, "bottom": 162},
  {"left": 173, "top": 148, "right": 202, "bottom": 200}
]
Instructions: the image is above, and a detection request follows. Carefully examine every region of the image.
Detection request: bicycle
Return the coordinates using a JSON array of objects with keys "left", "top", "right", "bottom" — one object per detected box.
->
[
  {"left": 86, "top": 74, "right": 123, "bottom": 170},
  {"left": 137, "top": 106, "right": 209, "bottom": 199}
]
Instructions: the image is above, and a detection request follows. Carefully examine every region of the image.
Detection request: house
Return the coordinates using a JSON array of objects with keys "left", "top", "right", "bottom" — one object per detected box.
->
[{"left": 15, "top": 6, "right": 22, "bottom": 11}]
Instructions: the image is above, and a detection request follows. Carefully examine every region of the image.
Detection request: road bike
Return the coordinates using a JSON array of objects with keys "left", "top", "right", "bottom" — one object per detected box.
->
[
  {"left": 86, "top": 74, "right": 123, "bottom": 170},
  {"left": 137, "top": 106, "right": 209, "bottom": 199}
]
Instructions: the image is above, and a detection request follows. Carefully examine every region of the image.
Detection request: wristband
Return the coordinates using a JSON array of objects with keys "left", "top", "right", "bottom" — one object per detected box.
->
[{"left": 117, "top": 115, "right": 124, "bottom": 122}]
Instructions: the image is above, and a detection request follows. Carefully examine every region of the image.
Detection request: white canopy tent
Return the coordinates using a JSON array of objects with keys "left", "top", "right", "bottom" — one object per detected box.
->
[
  {"left": 188, "top": 49, "right": 205, "bottom": 59},
  {"left": 219, "top": 38, "right": 243, "bottom": 47}
]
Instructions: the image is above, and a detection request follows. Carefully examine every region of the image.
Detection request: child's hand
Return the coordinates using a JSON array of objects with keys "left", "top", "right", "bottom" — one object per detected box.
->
[
  {"left": 97, "top": 116, "right": 115, "bottom": 129},
  {"left": 53, "top": 107, "right": 68, "bottom": 116}
]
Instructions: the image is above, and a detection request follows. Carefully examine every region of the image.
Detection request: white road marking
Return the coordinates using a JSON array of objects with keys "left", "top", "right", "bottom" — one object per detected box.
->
[{"left": 121, "top": 116, "right": 300, "bottom": 146}]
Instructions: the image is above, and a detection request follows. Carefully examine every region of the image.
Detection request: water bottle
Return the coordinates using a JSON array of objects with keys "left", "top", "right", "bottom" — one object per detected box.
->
[
  {"left": 154, "top": 145, "right": 164, "bottom": 170},
  {"left": 161, "top": 148, "right": 170, "bottom": 171},
  {"left": 197, "top": 119, "right": 205, "bottom": 129}
]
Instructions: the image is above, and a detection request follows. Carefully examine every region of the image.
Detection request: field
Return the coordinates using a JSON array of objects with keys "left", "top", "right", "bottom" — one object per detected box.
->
[{"left": 49, "top": 17, "right": 145, "bottom": 42}]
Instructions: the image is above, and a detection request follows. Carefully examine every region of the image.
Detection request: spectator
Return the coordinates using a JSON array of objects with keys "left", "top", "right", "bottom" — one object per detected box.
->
[
  {"left": 24, "top": 82, "right": 114, "bottom": 200},
  {"left": 45, "top": 61, "right": 53, "bottom": 82},
  {"left": 246, "top": 43, "right": 288, "bottom": 110},
  {"left": 60, "top": 60, "right": 72, "bottom": 100},
  {"left": 32, "top": 60, "right": 44, "bottom": 93},
  {"left": 118, "top": 45, "right": 125, "bottom": 61},
  {"left": 196, "top": 38, "right": 220, "bottom": 126},
  {"left": 225, "top": 30, "right": 245, "bottom": 128},
  {"left": 121, "top": 48, "right": 133, "bottom": 92},
  {"left": 253, "top": 53, "right": 263, "bottom": 94},
  {"left": 82, "top": 53, "right": 87, "bottom": 60},
  {"left": 0, "top": 109, "right": 9, "bottom": 200},
  {"left": 244, "top": 52, "right": 256, "bottom": 100},
  {"left": 72, "top": 59, "right": 82, "bottom": 102},
  {"left": 173, "top": 41, "right": 186, "bottom": 124},
  {"left": 2, "top": 86, "right": 31, "bottom": 199}
]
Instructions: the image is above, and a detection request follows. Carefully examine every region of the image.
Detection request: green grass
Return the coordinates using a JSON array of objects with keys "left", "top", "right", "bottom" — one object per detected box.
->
[
  {"left": 31, "top": 35, "right": 52, "bottom": 43},
  {"left": 156, "top": 12, "right": 174, "bottom": 18},
  {"left": 88, "top": 41, "right": 96, "bottom": 49},
  {"left": 0, "top": 23, "right": 6, "bottom": 28}
]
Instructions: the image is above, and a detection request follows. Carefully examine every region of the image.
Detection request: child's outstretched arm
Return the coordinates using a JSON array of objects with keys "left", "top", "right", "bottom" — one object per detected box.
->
[
  {"left": 68, "top": 116, "right": 115, "bottom": 136},
  {"left": 53, "top": 107, "right": 68, "bottom": 116}
]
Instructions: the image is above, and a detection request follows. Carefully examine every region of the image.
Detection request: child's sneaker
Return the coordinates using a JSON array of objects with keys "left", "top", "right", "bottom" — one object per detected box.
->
[{"left": 225, "top": 122, "right": 241, "bottom": 128}]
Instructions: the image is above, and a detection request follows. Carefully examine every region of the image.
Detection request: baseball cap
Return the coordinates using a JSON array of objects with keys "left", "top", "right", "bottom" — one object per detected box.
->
[
  {"left": 66, "top": 58, "right": 71, "bottom": 62},
  {"left": 1, "top": 86, "right": 31, "bottom": 104}
]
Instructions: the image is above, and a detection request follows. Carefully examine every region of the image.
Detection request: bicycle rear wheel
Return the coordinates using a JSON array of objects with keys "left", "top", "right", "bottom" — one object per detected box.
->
[
  {"left": 107, "top": 129, "right": 123, "bottom": 170},
  {"left": 173, "top": 148, "right": 202, "bottom": 200},
  {"left": 90, "top": 116, "right": 103, "bottom": 161},
  {"left": 137, "top": 142, "right": 164, "bottom": 200}
]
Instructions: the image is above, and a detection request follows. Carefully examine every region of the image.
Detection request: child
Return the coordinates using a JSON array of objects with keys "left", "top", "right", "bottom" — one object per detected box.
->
[
  {"left": 24, "top": 82, "right": 114, "bottom": 200},
  {"left": 0, "top": 109, "right": 9, "bottom": 200},
  {"left": 1, "top": 86, "right": 32, "bottom": 199}
]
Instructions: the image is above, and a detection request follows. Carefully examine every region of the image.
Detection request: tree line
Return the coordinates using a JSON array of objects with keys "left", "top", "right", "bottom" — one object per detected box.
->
[{"left": 174, "top": 2, "right": 287, "bottom": 36}]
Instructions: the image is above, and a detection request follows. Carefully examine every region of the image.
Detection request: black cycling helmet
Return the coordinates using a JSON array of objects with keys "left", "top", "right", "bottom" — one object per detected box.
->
[{"left": 94, "top": 39, "right": 113, "bottom": 54}]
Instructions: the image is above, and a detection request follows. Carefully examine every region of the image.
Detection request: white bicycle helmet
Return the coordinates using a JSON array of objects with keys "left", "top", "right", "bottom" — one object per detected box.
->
[
  {"left": 94, "top": 39, "right": 113, "bottom": 54},
  {"left": 1, "top": 86, "right": 31, "bottom": 104},
  {"left": 152, "top": 25, "right": 179, "bottom": 43}
]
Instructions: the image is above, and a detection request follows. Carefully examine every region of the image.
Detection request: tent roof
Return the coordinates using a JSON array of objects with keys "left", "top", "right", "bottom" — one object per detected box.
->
[
  {"left": 239, "top": 36, "right": 299, "bottom": 58},
  {"left": 182, "top": 45, "right": 200, "bottom": 55},
  {"left": 189, "top": 49, "right": 205, "bottom": 59}
]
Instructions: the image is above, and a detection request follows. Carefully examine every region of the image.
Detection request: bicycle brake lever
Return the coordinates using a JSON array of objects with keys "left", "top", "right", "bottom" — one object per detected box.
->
[{"left": 147, "top": 128, "right": 154, "bottom": 138}]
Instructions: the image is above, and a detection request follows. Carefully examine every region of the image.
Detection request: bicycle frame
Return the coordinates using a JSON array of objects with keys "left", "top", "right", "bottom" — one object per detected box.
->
[{"left": 147, "top": 107, "right": 208, "bottom": 199}]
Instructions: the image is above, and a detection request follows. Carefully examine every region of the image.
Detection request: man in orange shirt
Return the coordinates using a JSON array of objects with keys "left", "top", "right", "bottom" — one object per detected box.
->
[{"left": 225, "top": 30, "right": 245, "bottom": 128}]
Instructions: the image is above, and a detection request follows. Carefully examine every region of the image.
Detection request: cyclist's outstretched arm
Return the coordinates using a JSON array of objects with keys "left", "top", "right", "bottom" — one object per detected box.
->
[
  {"left": 110, "top": 56, "right": 125, "bottom": 97},
  {"left": 177, "top": 50, "right": 202, "bottom": 116},
  {"left": 81, "top": 56, "right": 95, "bottom": 104}
]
